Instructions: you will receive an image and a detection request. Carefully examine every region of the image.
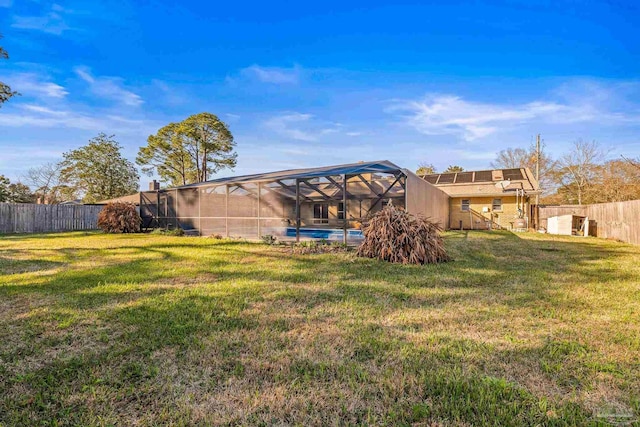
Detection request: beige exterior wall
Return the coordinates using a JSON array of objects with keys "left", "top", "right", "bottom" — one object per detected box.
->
[
  {"left": 449, "top": 196, "right": 530, "bottom": 230},
  {"left": 404, "top": 171, "right": 450, "bottom": 228}
]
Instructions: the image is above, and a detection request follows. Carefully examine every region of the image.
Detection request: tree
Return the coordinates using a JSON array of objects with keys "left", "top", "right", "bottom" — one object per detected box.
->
[
  {"left": 137, "top": 122, "right": 193, "bottom": 186},
  {"left": 7, "top": 182, "right": 36, "bottom": 203},
  {"left": 59, "top": 133, "right": 140, "bottom": 203},
  {"left": 551, "top": 139, "right": 604, "bottom": 205},
  {"left": 180, "top": 112, "right": 237, "bottom": 182},
  {"left": 0, "top": 175, "right": 9, "bottom": 201},
  {"left": 24, "top": 162, "right": 67, "bottom": 204},
  {"left": 443, "top": 165, "right": 464, "bottom": 173},
  {"left": 492, "top": 147, "right": 529, "bottom": 169},
  {"left": 0, "top": 175, "right": 36, "bottom": 203},
  {"left": 137, "top": 112, "right": 237, "bottom": 186},
  {"left": 416, "top": 163, "right": 436, "bottom": 176},
  {"left": 492, "top": 143, "right": 554, "bottom": 194},
  {"left": 1, "top": 34, "right": 19, "bottom": 107},
  {"left": 587, "top": 159, "right": 640, "bottom": 203},
  {"left": 623, "top": 156, "right": 640, "bottom": 172}
]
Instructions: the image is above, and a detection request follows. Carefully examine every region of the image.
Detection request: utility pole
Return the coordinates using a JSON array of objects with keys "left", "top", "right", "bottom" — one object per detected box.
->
[{"left": 535, "top": 134, "right": 541, "bottom": 229}]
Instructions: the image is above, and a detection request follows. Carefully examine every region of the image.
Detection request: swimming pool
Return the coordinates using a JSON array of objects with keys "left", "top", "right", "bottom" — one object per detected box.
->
[{"left": 284, "top": 227, "right": 363, "bottom": 240}]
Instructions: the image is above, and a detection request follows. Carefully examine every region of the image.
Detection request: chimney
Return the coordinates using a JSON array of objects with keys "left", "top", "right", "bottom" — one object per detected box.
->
[{"left": 149, "top": 180, "right": 160, "bottom": 191}]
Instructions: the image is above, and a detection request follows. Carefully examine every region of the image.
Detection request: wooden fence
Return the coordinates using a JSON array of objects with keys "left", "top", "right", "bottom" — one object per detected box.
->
[
  {"left": 0, "top": 203, "right": 104, "bottom": 234},
  {"left": 539, "top": 199, "right": 640, "bottom": 245}
]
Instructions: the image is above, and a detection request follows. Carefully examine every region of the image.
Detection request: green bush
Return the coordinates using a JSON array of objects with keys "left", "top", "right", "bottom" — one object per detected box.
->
[
  {"left": 261, "top": 234, "right": 277, "bottom": 245},
  {"left": 150, "top": 228, "right": 185, "bottom": 236}
]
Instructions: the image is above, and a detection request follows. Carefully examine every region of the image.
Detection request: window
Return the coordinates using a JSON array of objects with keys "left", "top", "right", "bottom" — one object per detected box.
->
[
  {"left": 461, "top": 199, "right": 470, "bottom": 212},
  {"left": 492, "top": 198, "right": 502, "bottom": 211},
  {"left": 337, "top": 202, "right": 345, "bottom": 220},
  {"left": 313, "top": 203, "right": 329, "bottom": 224}
]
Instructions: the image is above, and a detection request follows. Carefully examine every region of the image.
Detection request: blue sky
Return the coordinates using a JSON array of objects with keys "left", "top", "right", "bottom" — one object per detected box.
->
[{"left": 1, "top": 0, "right": 639, "bottom": 185}]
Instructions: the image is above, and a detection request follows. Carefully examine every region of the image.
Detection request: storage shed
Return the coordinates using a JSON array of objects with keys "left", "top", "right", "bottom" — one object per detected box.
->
[{"left": 547, "top": 214, "right": 588, "bottom": 236}]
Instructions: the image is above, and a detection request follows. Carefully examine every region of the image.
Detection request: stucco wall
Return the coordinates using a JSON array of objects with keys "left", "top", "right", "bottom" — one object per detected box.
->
[{"left": 404, "top": 171, "right": 450, "bottom": 228}]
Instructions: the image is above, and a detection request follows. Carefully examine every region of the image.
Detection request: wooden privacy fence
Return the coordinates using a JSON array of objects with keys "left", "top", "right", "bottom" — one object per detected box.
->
[
  {"left": 539, "top": 199, "right": 640, "bottom": 245},
  {"left": 0, "top": 203, "right": 104, "bottom": 234}
]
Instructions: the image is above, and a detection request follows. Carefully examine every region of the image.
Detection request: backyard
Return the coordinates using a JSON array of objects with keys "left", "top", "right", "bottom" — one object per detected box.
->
[{"left": 0, "top": 231, "right": 638, "bottom": 426}]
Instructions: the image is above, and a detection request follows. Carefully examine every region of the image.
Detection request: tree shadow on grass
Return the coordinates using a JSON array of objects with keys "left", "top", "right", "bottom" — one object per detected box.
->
[
  {"left": 0, "top": 255, "right": 65, "bottom": 275},
  {"left": 0, "top": 231, "right": 100, "bottom": 241},
  {"left": 1, "top": 229, "right": 634, "bottom": 323}
]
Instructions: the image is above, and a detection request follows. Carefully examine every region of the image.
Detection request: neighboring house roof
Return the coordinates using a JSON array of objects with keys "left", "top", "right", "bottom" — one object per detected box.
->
[
  {"left": 421, "top": 168, "right": 541, "bottom": 197},
  {"left": 174, "top": 160, "right": 404, "bottom": 188},
  {"left": 96, "top": 193, "right": 141, "bottom": 205},
  {"left": 59, "top": 199, "right": 83, "bottom": 205}
]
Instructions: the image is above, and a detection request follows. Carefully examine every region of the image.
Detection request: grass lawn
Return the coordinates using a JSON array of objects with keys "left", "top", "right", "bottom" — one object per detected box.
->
[{"left": 0, "top": 231, "right": 639, "bottom": 426}]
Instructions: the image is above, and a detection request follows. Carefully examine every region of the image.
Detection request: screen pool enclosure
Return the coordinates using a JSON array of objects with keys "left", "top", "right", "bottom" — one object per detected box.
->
[{"left": 140, "top": 160, "right": 423, "bottom": 244}]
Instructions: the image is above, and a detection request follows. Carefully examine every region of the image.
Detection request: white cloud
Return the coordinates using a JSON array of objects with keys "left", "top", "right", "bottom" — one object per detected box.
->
[
  {"left": 150, "top": 79, "right": 187, "bottom": 106},
  {"left": 280, "top": 147, "right": 311, "bottom": 156},
  {"left": 450, "top": 149, "right": 497, "bottom": 161},
  {"left": 388, "top": 86, "right": 640, "bottom": 141},
  {"left": 263, "top": 112, "right": 356, "bottom": 142},
  {"left": 240, "top": 65, "right": 300, "bottom": 84},
  {"left": 0, "top": 103, "right": 147, "bottom": 131},
  {"left": 224, "top": 113, "right": 241, "bottom": 122},
  {"left": 264, "top": 112, "right": 317, "bottom": 141},
  {"left": 75, "top": 66, "right": 143, "bottom": 107},
  {"left": 22, "top": 105, "right": 68, "bottom": 116},
  {"left": 5, "top": 73, "right": 68, "bottom": 98},
  {"left": 12, "top": 5, "right": 71, "bottom": 35}
]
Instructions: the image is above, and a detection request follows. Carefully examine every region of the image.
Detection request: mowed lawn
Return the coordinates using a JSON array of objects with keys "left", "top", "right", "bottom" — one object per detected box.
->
[{"left": 0, "top": 231, "right": 639, "bottom": 426}]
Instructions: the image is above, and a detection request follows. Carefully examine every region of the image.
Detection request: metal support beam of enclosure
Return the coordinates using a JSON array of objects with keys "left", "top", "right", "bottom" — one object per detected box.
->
[
  {"left": 366, "top": 175, "right": 405, "bottom": 214},
  {"left": 295, "top": 179, "right": 301, "bottom": 243},
  {"left": 225, "top": 184, "right": 229, "bottom": 237},
  {"left": 343, "top": 174, "right": 348, "bottom": 245}
]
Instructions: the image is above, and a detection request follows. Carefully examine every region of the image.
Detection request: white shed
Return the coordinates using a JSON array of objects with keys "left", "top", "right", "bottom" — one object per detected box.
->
[{"left": 547, "top": 214, "right": 588, "bottom": 236}]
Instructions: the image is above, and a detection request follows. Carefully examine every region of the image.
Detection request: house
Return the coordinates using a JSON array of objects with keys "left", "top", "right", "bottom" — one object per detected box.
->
[
  {"left": 135, "top": 161, "right": 541, "bottom": 239},
  {"left": 421, "top": 168, "right": 541, "bottom": 230},
  {"left": 138, "top": 160, "right": 449, "bottom": 242},
  {"left": 59, "top": 199, "right": 84, "bottom": 205},
  {"left": 96, "top": 181, "right": 161, "bottom": 206}
]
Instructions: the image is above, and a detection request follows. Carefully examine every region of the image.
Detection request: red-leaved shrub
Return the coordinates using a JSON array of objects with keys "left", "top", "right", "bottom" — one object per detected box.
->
[{"left": 97, "top": 202, "right": 141, "bottom": 233}]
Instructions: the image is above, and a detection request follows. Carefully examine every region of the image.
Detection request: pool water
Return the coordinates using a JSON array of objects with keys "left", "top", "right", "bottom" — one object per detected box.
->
[{"left": 284, "top": 227, "right": 363, "bottom": 240}]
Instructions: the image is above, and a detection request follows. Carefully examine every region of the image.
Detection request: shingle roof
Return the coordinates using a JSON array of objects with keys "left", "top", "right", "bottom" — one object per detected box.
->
[
  {"left": 96, "top": 193, "right": 141, "bottom": 205},
  {"left": 175, "top": 160, "right": 403, "bottom": 188}
]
